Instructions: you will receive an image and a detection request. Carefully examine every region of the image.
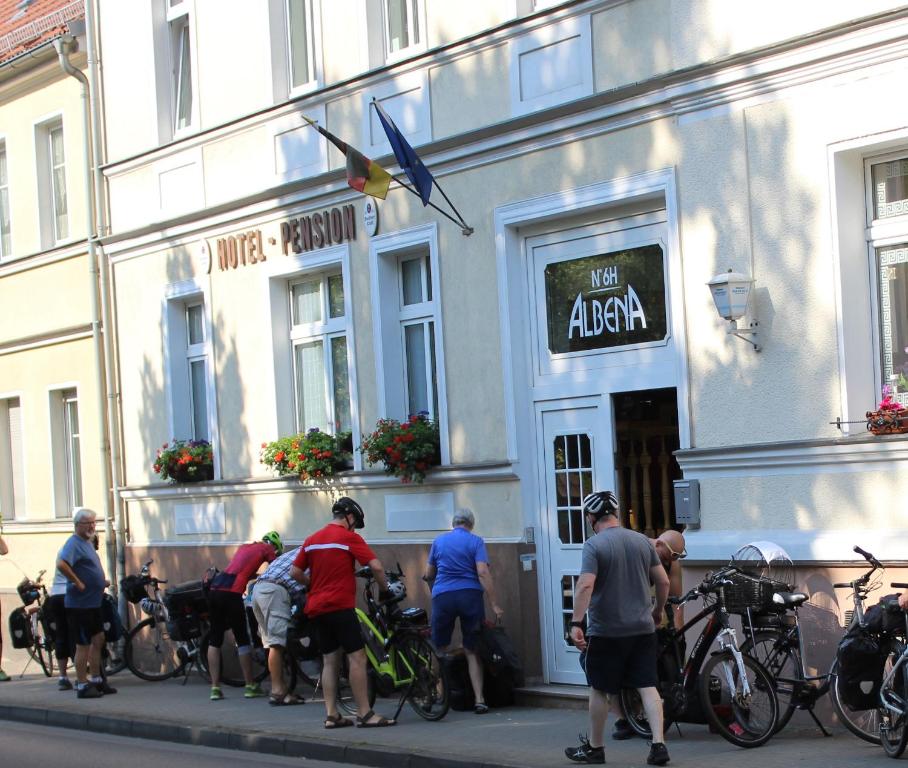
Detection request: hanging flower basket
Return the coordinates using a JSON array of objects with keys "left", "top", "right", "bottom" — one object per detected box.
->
[
  {"left": 867, "top": 388, "right": 908, "bottom": 435},
  {"left": 359, "top": 413, "right": 440, "bottom": 484},
  {"left": 154, "top": 440, "right": 215, "bottom": 483},
  {"left": 260, "top": 429, "right": 353, "bottom": 481}
]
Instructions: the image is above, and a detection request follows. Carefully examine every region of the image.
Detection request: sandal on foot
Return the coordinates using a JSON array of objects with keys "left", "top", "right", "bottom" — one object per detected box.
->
[
  {"left": 324, "top": 714, "right": 354, "bottom": 729},
  {"left": 474, "top": 702, "right": 490, "bottom": 714},
  {"left": 269, "top": 692, "right": 305, "bottom": 706},
  {"left": 357, "top": 709, "right": 396, "bottom": 728}
]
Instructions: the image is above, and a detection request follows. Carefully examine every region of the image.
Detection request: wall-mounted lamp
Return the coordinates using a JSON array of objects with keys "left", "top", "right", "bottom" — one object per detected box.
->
[{"left": 707, "top": 269, "right": 761, "bottom": 352}]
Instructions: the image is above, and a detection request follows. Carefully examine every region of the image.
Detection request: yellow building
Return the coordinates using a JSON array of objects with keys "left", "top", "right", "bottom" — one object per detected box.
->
[{"left": 0, "top": 1, "right": 114, "bottom": 674}]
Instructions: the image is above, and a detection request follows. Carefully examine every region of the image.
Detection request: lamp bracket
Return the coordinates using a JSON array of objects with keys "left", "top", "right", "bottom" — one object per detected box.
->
[{"left": 726, "top": 320, "right": 761, "bottom": 352}]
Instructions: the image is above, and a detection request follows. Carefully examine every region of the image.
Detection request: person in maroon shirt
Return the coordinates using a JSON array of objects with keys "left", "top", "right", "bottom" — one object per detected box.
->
[
  {"left": 206, "top": 531, "right": 282, "bottom": 700},
  {"left": 291, "top": 497, "right": 395, "bottom": 728}
]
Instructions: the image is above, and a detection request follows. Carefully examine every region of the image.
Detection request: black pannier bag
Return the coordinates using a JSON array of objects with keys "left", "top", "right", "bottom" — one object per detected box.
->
[
  {"left": 164, "top": 579, "right": 208, "bottom": 641},
  {"left": 101, "top": 593, "right": 123, "bottom": 642},
  {"left": 836, "top": 628, "right": 887, "bottom": 710},
  {"left": 8, "top": 606, "right": 32, "bottom": 649},
  {"left": 477, "top": 622, "right": 524, "bottom": 707},
  {"left": 444, "top": 652, "right": 476, "bottom": 711},
  {"left": 865, "top": 595, "right": 908, "bottom": 636},
  {"left": 120, "top": 575, "right": 149, "bottom": 604}
]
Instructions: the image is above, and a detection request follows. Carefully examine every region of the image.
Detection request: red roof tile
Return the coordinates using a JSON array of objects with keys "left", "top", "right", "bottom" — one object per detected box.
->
[{"left": 0, "top": 0, "right": 84, "bottom": 66}]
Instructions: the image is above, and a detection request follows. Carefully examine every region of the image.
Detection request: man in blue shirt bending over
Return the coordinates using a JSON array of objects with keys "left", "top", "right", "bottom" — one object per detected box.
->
[
  {"left": 423, "top": 508, "right": 503, "bottom": 714},
  {"left": 56, "top": 508, "right": 114, "bottom": 699}
]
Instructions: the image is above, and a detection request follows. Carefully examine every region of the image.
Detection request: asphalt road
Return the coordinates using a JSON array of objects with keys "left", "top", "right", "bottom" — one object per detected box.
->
[{"left": 0, "top": 721, "right": 344, "bottom": 768}]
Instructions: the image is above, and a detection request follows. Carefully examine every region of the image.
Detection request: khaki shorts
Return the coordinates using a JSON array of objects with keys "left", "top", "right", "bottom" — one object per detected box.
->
[{"left": 251, "top": 581, "right": 291, "bottom": 648}]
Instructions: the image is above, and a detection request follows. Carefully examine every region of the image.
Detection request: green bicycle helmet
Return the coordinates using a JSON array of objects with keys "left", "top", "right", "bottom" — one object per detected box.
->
[{"left": 262, "top": 531, "right": 284, "bottom": 555}]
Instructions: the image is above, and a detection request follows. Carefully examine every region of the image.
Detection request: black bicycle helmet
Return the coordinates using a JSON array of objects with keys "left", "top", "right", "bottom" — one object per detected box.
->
[
  {"left": 333, "top": 497, "right": 365, "bottom": 529},
  {"left": 581, "top": 491, "right": 619, "bottom": 520}
]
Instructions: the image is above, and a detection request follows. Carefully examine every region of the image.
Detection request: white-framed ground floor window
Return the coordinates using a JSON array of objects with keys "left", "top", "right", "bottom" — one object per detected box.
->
[
  {"left": 49, "top": 386, "right": 82, "bottom": 518},
  {"left": 0, "top": 395, "right": 25, "bottom": 520}
]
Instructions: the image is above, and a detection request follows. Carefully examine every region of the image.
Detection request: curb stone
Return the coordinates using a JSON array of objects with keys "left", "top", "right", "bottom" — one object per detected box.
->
[{"left": 0, "top": 703, "right": 525, "bottom": 768}]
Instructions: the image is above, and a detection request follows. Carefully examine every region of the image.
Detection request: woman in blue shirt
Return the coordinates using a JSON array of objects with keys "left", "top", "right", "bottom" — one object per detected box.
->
[{"left": 423, "top": 509, "right": 503, "bottom": 713}]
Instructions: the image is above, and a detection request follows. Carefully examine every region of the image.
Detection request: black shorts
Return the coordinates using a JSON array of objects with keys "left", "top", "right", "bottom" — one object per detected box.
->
[
  {"left": 313, "top": 609, "right": 364, "bottom": 655},
  {"left": 584, "top": 632, "right": 658, "bottom": 694},
  {"left": 67, "top": 606, "right": 104, "bottom": 647},
  {"left": 46, "top": 594, "right": 73, "bottom": 660},
  {"left": 207, "top": 590, "right": 250, "bottom": 648}
]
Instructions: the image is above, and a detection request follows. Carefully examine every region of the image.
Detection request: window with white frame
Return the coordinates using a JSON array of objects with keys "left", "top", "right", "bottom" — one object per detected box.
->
[
  {"left": 35, "top": 119, "right": 68, "bottom": 247},
  {"left": 0, "top": 142, "right": 10, "bottom": 258},
  {"left": 168, "top": 0, "right": 195, "bottom": 133},
  {"left": 50, "top": 388, "right": 82, "bottom": 517},
  {"left": 868, "top": 153, "right": 908, "bottom": 407},
  {"left": 287, "top": 0, "right": 317, "bottom": 92},
  {"left": 289, "top": 271, "right": 352, "bottom": 434},
  {"left": 398, "top": 251, "right": 438, "bottom": 419},
  {"left": 370, "top": 228, "right": 447, "bottom": 452},
  {"left": 165, "top": 289, "right": 216, "bottom": 455},
  {"left": 384, "top": 0, "right": 424, "bottom": 57},
  {"left": 0, "top": 397, "right": 25, "bottom": 521}
]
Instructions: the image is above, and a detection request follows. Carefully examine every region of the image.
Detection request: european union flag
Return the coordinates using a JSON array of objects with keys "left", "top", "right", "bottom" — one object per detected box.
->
[{"left": 372, "top": 100, "right": 434, "bottom": 206}]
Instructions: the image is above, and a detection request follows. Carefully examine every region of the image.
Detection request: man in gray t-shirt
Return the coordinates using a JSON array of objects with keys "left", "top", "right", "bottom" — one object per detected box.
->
[{"left": 565, "top": 491, "right": 670, "bottom": 767}]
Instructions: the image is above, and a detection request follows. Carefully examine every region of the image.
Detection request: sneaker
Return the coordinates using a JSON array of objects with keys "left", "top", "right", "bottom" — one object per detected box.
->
[
  {"left": 210, "top": 686, "right": 224, "bottom": 701},
  {"left": 647, "top": 742, "right": 670, "bottom": 766},
  {"left": 0, "top": 669, "right": 10, "bottom": 682},
  {"left": 96, "top": 681, "right": 117, "bottom": 695},
  {"left": 58, "top": 677, "right": 73, "bottom": 691},
  {"left": 565, "top": 735, "right": 605, "bottom": 764},
  {"left": 76, "top": 683, "right": 103, "bottom": 699},
  {"left": 244, "top": 682, "right": 266, "bottom": 699},
  {"left": 612, "top": 718, "right": 635, "bottom": 740}
]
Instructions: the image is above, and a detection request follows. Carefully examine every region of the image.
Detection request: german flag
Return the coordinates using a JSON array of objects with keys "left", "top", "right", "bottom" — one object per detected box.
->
[{"left": 304, "top": 116, "right": 392, "bottom": 200}]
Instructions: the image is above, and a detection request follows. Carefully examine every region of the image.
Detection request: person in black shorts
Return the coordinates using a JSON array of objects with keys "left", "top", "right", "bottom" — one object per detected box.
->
[{"left": 564, "top": 491, "right": 670, "bottom": 766}]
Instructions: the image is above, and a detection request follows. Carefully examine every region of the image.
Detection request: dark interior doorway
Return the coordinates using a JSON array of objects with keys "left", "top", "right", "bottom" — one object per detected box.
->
[{"left": 612, "top": 387, "right": 682, "bottom": 536}]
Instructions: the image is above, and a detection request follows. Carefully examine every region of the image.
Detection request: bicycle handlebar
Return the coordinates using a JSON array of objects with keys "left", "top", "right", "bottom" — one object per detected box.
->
[
  {"left": 854, "top": 545, "right": 883, "bottom": 569},
  {"left": 892, "top": 582, "right": 908, "bottom": 590}
]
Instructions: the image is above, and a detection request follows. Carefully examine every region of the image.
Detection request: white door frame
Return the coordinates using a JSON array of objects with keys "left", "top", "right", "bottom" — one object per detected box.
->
[{"left": 493, "top": 168, "right": 690, "bottom": 683}]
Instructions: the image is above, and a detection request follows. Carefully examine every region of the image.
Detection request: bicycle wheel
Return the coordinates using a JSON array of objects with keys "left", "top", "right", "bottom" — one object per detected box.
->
[
  {"left": 880, "top": 644, "right": 908, "bottom": 759},
  {"left": 103, "top": 638, "right": 127, "bottom": 677},
  {"left": 619, "top": 687, "right": 674, "bottom": 739},
  {"left": 393, "top": 634, "right": 449, "bottom": 721},
  {"left": 199, "top": 633, "right": 269, "bottom": 687},
  {"left": 699, "top": 651, "right": 779, "bottom": 747},
  {"left": 337, "top": 656, "right": 376, "bottom": 716},
  {"left": 829, "top": 659, "right": 883, "bottom": 745},
  {"left": 124, "top": 618, "right": 183, "bottom": 681},
  {"left": 286, "top": 653, "right": 323, "bottom": 693},
  {"left": 740, "top": 629, "right": 801, "bottom": 733},
  {"left": 30, "top": 614, "right": 54, "bottom": 677}
]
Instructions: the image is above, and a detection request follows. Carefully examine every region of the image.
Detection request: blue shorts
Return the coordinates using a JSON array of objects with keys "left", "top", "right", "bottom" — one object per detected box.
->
[{"left": 431, "top": 589, "right": 484, "bottom": 650}]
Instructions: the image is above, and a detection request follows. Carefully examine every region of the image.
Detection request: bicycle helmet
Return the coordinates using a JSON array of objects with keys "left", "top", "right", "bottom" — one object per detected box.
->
[
  {"left": 262, "top": 531, "right": 284, "bottom": 555},
  {"left": 385, "top": 578, "right": 407, "bottom": 603},
  {"left": 581, "top": 491, "right": 619, "bottom": 520},
  {"left": 333, "top": 496, "right": 365, "bottom": 529}
]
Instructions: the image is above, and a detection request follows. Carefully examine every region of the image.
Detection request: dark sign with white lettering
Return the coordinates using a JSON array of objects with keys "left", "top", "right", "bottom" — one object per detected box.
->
[{"left": 544, "top": 244, "right": 667, "bottom": 354}]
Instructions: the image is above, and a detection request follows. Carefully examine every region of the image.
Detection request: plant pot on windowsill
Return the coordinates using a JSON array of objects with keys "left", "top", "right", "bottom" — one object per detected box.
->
[
  {"left": 866, "top": 408, "right": 908, "bottom": 435},
  {"left": 153, "top": 440, "right": 215, "bottom": 484},
  {"left": 359, "top": 414, "right": 441, "bottom": 485},
  {"left": 260, "top": 429, "right": 353, "bottom": 482}
]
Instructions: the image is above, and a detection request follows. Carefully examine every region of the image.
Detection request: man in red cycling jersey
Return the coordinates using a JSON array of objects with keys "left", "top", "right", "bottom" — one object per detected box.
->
[
  {"left": 291, "top": 497, "right": 396, "bottom": 728},
  {"left": 206, "top": 531, "right": 283, "bottom": 701}
]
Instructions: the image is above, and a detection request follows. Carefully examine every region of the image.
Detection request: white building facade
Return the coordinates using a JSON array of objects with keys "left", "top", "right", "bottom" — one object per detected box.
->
[{"left": 95, "top": 0, "right": 908, "bottom": 684}]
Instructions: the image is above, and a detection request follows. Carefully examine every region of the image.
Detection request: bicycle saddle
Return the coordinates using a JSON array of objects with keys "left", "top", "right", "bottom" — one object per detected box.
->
[{"left": 771, "top": 591, "right": 808, "bottom": 608}]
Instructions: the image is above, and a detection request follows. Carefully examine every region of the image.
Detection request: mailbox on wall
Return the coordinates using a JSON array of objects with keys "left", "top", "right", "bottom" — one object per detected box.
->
[{"left": 673, "top": 479, "right": 700, "bottom": 529}]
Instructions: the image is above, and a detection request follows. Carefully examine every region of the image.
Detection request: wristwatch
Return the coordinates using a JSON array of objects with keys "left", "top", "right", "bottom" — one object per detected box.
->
[{"left": 570, "top": 621, "right": 584, "bottom": 629}]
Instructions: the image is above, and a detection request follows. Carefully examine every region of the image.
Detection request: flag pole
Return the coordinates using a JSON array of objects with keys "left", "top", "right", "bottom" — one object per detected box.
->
[
  {"left": 390, "top": 175, "right": 474, "bottom": 236},
  {"left": 429, "top": 179, "right": 472, "bottom": 235}
]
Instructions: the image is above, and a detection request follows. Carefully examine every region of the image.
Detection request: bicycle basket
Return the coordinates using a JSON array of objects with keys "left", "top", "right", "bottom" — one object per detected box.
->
[
  {"left": 730, "top": 541, "right": 795, "bottom": 591},
  {"left": 16, "top": 578, "right": 40, "bottom": 607},
  {"left": 120, "top": 574, "right": 149, "bottom": 604},
  {"left": 718, "top": 571, "right": 787, "bottom": 614}
]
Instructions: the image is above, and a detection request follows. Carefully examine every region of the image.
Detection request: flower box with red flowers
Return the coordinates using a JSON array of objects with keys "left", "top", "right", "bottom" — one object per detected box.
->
[
  {"left": 260, "top": 429, "right": 353, "bottom": 481},
  {"left": 359, "top": 413, "right": 440, "bottom": 484},
  {"left": 867, "top": 389, "right": 908, "bottom": 436},
  {"left": 154, "top": 440, "right": 215, "bottom": 483}
]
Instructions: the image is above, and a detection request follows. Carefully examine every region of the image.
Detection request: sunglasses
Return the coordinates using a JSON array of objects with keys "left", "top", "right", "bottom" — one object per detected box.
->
[{"left": 664, "top": 541, "right": 687, "bottom": 560}]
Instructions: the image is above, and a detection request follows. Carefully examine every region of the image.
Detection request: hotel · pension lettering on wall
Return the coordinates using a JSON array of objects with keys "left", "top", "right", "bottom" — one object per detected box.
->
[{"left": 212, "top": 204, "right": 357, "bottom": 272}]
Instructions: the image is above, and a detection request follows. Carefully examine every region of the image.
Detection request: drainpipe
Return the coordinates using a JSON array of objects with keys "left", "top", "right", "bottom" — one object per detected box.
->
[
  {"left": 83, "top": 0, "right": 127, "bottom": 623},
  {"left": 54, "top": 34, "right": 117, "bottom": 593}
]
